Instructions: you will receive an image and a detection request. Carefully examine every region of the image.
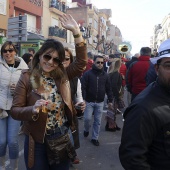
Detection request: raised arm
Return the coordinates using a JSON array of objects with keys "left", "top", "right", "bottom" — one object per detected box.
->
[
  {"left": 59, "top": 14, "right": 84, "bottom": 45},
  {"left": 59, "top": 14, "right": 88, "bottom": 79}
]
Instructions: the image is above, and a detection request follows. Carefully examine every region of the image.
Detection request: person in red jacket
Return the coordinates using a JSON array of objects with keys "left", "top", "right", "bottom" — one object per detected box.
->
[
  {"left": 82, "top": 52, "right": 94, "bottom": 74},
  {"left": 126, "top": 47, "right": 151, "bottom": 101},
  {"left": 119, "top": 57, "right": 127, "bottom": 105},
  {"left": 120, "top": 57, "right": 127, "bottom": 88}
]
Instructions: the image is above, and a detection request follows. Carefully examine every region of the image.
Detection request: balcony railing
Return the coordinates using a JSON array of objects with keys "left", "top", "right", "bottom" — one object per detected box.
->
[
  {"left": 49, "top": 26, "right": 67, "bottom": 39},
  {"left": 50, "top": 0, "right": 69, "bottom": 13}
]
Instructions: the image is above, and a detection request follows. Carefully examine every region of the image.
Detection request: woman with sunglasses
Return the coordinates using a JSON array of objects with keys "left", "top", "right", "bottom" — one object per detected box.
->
[
  {"left": 0, "top": 41, "right": 28, "bottom": 169},
  {"left": 11, "top": 14, "right": 87, "bottom": 170}
]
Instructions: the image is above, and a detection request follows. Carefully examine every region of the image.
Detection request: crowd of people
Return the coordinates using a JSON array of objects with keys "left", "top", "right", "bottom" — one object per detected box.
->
[{"left": 0, "top": 13, "right": 170, "bottom": 170}]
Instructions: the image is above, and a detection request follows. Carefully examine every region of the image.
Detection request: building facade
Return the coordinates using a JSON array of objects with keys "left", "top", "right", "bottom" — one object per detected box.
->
[
  {"left": 151, "top": 13, "right": 170, "bottom": 51},
  {"left": 0, "top": 0, "right": 9, "bottom": 48}
]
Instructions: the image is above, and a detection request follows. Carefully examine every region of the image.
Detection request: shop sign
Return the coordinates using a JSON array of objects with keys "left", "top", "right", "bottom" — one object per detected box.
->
[{"left": 21, "top": 43, "right": 38, "bottom": 47}]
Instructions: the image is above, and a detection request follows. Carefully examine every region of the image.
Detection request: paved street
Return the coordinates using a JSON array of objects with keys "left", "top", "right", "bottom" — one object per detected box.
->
[
  {"left": 70, "top": 111, "right": 124, "bottom": 170},
  {"left": 5, "top": 92, "right": 128, "bottom": 170}
]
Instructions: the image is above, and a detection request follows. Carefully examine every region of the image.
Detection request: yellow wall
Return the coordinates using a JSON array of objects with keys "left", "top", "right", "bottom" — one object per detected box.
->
[{"left": 0, "top": 0, "right": 9, "bottom": 31}]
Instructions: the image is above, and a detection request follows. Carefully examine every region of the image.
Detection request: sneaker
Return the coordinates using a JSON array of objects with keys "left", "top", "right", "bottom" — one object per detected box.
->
[
  {"left": 91, "top": 139, "right": 100, "bottom": 146},
  {"left": 84, "top": 131, "right": 89, "bottom": 137}
]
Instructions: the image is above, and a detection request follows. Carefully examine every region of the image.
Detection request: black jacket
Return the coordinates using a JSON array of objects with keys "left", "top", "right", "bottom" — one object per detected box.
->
[
  {"left": 81, "top": 65, "right": 113, "bottom": 103},
  {"left": 119, "top": 80, "right": 170, "bottom": 170},
  {"left": 145, "top": 62, "right": 157, "bottom": 86},
  {"left": 108, "top": 71, "right": 122, "bottom": 100},
  {"left": 125, "top": 57, "right": 138, "bottom": 69}
]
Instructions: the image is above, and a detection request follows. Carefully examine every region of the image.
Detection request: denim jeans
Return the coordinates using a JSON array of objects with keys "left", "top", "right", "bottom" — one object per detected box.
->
[
  {"left": 24, "top": 135, "right": 70, "bottom": 170},
  {"left": 0, "top": 112, "right": 20, "bottom": 159},
  {"left": 84, "top": 102, "right": 104, "bottom": 140}
]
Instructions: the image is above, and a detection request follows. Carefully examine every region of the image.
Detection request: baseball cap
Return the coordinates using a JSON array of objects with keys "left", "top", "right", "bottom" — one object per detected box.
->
[{"left": 150, "top": 39, "right": 170, "bottom": 64}]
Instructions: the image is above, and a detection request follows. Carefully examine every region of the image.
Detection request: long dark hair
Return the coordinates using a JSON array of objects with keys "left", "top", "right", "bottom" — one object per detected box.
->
[{"left": 31, "top": 39, "right": 66, "bottom": 81}]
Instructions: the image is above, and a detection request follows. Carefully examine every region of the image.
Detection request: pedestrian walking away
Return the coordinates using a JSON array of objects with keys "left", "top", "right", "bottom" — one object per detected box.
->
[{"left": 126, "top": 47, "right": 151, "bottom": 101}]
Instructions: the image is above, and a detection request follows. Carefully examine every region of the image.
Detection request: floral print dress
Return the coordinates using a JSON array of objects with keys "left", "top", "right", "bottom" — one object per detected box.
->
[{"left": 42, "top": 73, "right": 67, "bottom": 130}]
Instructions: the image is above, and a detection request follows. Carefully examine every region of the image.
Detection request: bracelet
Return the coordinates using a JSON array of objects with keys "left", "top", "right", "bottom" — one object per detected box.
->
[
  {"left": 73, "top": 33, "right": 81, "bottom": 38},
  {"left": 76, "top": 41, "right": 86, "bottom": 47}
]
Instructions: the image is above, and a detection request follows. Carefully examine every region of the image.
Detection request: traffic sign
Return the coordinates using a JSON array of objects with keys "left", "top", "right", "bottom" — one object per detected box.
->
[
  {"left": 8, "top": 15, "right": 27, "bottom": 24},
  {"left": 7, "top": 15, "right": 27, "bottom": 42},
  {"left": 8, "top": 22, "right": 27, "bottom": 30},
  {"left": 7, "top": 37, "right": 27, "bottom": 42},
  {"left": 7, "top": 29, "right": 27, "bottom": 37}
]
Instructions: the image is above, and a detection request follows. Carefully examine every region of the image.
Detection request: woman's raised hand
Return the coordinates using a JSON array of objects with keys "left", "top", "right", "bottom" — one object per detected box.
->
[{"left": 59, "top": 14, "right": 80, "bottom": 35}]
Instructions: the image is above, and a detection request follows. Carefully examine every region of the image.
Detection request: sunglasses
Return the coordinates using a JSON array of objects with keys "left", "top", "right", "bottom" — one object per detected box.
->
[
  {"left": 3, "top": 49, "right": 14, "bottom": 53},
  {"left": 43, "top": 54, "right": 61, "bottom": 65},
  {"left": 96, "top": 61, "right": 104, "bottom": 64},
  {"left": 65, "top": 58, "right": 70, "bottom": 61}
]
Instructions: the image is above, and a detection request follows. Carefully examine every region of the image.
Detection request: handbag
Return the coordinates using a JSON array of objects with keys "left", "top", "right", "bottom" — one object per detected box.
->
[{"left": 45, "top": 133, "right": 77, "bottom": 165}]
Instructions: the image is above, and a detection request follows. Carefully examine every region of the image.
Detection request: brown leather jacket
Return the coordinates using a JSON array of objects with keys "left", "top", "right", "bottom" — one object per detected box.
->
[{"left": 11, "top": 46, "right": 87, "bottom": 146}]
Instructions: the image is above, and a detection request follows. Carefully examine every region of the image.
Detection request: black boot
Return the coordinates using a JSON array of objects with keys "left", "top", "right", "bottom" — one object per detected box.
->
[
  {"left": 115, "top": 124, "right": 121, "bottom": 131},
  {"left": 105, "top": 122, "right": 116, "bottom": 132}
]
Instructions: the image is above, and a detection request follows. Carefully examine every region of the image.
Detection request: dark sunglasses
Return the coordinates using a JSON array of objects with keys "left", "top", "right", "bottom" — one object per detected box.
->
[
  {"left": 43, "top": 54, "right": 61, "bottom": 65},
  {"left": 3, "top": 49, "right": 14, "bottom": 53},
  {"left": 96, "top": 61, "right": 104, "bottom": 64},
  {"left": 65, "top": 58, "right": 70, "bottom": 61}
]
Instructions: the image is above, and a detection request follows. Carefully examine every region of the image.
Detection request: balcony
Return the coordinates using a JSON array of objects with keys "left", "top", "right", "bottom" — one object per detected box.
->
[
  {"left": 49, "top": 26, "right": 67, "bottom": 40},
  {"left": 49, "top": 0, "right": 69, "bottom": 14}
]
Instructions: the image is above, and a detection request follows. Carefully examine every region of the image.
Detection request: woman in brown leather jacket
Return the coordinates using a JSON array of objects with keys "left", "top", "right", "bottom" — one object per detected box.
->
[{"left": 11, "top": 14, "right": 87, "bottom": 170}]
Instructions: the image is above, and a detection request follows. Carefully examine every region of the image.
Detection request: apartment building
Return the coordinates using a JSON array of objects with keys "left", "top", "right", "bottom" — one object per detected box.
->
[
  {"left": 151, "top": 13, "right": 170, "bottom": 51},
  {"left": 43, "top": 0, "right": 74, "bottom": 51},
  {"left": 0, "top": 0, "right": 9, "bottom": 48}
]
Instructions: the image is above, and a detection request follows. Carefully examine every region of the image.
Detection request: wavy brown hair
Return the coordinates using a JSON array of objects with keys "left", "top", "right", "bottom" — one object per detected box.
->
[
  {"left": 108, "top": 58, "right": 121, "bottom": 73},
  {"left": 64, "top": 47, "right": 74, "bottom": 63},
  {"left": 30, "top": 39, "right": 67, "bottom": 84}
]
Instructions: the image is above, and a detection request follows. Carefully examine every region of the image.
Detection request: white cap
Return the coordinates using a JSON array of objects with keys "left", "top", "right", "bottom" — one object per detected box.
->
[{"left": 150, "top": 39, "right": 170, "bottom": 64}]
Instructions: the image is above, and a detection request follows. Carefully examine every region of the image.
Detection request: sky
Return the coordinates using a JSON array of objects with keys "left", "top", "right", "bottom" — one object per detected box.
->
[{"left": 68, "top": 0, "right": 170, "bottom": 55}]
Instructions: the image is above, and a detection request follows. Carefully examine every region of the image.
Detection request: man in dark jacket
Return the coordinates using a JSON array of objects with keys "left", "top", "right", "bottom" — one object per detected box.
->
[
  {"left": 145, "top": 62, "right": 157, "bottom": 86},
  {"left": 119, "top": 39, "right": 170, "bottom": 170},
  {"left": 125, "top": 53, "right": 139, "bottom": 69},
  {"left": 81, "top": 55, "right": 113, "bottom": 146}
]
